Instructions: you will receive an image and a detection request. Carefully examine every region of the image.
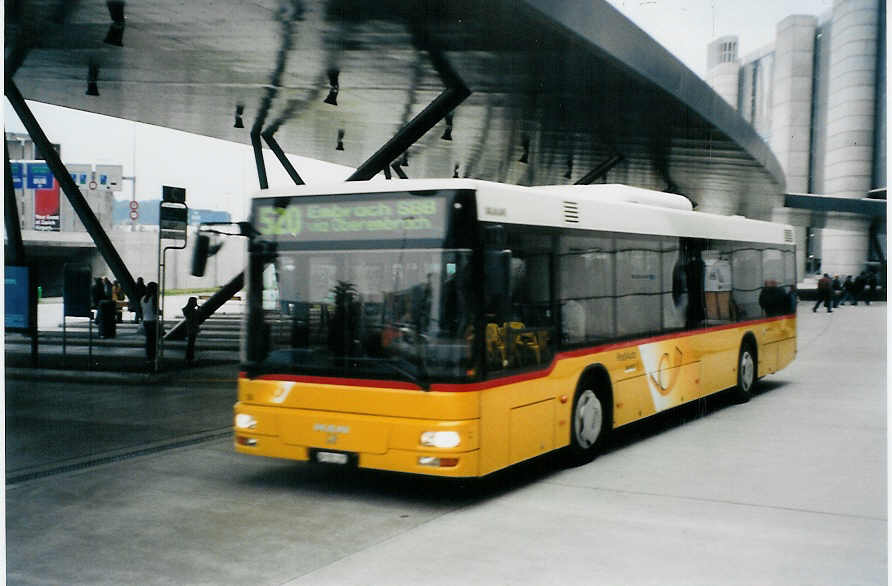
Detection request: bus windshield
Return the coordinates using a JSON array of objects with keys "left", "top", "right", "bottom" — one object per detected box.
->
[{"left": 254, "top": 247, "right": 477, "bottom": 386}]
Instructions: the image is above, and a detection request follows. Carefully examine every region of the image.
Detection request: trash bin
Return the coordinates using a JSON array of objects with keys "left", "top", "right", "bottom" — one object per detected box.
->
[{"left": 98, "top": 299, "right": 117, "bottom": 338}]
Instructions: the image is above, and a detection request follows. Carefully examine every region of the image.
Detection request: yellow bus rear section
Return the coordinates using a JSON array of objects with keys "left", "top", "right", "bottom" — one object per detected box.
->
[{"left": 234, "top": 316, "right": 795, "bottom": 477}]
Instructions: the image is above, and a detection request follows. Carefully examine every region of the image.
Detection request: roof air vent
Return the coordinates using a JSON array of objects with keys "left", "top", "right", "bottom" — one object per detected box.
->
[
  {"left": 563, "top": 201, "right": 579, "bottom": 223},
  {"left": 784, "top": 228, "right": 794, "bottom": 243}
]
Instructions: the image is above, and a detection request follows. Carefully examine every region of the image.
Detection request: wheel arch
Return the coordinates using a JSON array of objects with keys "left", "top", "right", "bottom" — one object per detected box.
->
[
  {"left": 740, "top": 331, "right": 759, "bottom": 369},
  {"left": 575, "top": 363, "right": 614, "bottom": 431}
]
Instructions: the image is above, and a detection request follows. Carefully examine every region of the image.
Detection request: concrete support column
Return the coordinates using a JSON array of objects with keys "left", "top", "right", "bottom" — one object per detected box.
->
[
  {"left": 824, "top": 0, "right": 880, "bottom": 196},
  {"left": 770, "top": 15, "right": 817, "bottom": 193},
  {"left": 707, "top": 62, "right": 741, "bottom": 108},
  {"left": 706, "top": 36, "right": 741, "bottom": 108},
  {"left": 820, "top": 0, "right": 880, "bottom": 273},
  {"left": 820, "top": 212, "right": 871, "bottom": 277}
]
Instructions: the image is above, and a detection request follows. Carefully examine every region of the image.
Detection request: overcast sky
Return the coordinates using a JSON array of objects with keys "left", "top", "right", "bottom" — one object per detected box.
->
[{"left": 4, "top": 0, "right": 831, "bottom": 218}]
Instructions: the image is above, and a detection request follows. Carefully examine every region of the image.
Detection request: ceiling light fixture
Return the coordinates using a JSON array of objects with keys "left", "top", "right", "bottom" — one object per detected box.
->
[
  {"left": 518, "top": 136, "right": 530, "bottom": 164},
  {"left": 103, "top": 1, "right": 126, "bottom": 47},
  {"left": 324, "top": 69, "right": 340, "bottom": 106},
  {"left": 86, "top": 64, "right": 100, "bottom": 96},
  {"left": 441, "top": 112, "right": 453, "bottom": 141}
]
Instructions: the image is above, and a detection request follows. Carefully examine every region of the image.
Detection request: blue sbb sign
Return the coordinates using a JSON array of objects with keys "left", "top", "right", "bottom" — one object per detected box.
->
[
  {"left": 26, "top": 162, "right": 54, "bottom": 189},
  {"left": 10, "top": 163, "right": 23, "bottom": 189}
]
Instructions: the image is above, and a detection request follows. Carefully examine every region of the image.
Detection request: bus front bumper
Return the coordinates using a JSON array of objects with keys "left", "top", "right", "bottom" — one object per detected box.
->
[{"left": 233, "top": 402, "right": 480, "bottom": 477}]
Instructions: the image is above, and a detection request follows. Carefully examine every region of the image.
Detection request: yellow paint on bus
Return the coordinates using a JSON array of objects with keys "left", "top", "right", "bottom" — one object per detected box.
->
[{"left": 234, "top": 315, "right": 796, "bottom": 477}]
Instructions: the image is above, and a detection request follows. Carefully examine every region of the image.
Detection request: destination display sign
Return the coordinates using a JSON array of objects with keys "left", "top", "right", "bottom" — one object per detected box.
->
[{"left": 253, "top": 194, "right": 448, "bottom": 242}]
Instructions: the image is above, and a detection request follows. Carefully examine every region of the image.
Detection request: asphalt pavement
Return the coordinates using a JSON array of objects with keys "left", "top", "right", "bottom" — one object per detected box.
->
[{"left": 3, "top": 300, "right": 887, "bottom": 585}]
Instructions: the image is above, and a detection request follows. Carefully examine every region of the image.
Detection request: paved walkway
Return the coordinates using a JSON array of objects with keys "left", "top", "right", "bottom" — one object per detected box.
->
[{"left": 3, "top": 301, "right": 886, "bottom": 585}]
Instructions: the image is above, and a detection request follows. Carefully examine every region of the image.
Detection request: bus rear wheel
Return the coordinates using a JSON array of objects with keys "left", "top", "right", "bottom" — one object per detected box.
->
[
  {"left": 734, "top": 340, "right": 757, "bottom": 403},
  {"left": 565, "top": 387, "right": 608, "bottom": 465}
]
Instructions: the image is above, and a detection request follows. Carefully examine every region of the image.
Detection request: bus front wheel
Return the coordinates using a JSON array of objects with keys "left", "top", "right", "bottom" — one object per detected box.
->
[
  {"left": 734, "top": 340, "right": 757, "bottom": 403},
  {"left": 565, "top": 387, "right": 608, "bottom": 465}
]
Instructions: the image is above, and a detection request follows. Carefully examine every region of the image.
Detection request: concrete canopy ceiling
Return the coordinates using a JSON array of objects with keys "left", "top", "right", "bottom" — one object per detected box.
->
[{"left": 6, "top": 0, "right": 785, "bottom": 219}]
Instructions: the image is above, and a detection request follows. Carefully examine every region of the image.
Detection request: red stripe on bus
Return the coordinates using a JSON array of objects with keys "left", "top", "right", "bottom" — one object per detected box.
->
[
  {"left": 249, "top": 373, "right": 423, "bottom": 390},
  {"left": 242, "top": 314, "right": 795, "bottom": 392}
]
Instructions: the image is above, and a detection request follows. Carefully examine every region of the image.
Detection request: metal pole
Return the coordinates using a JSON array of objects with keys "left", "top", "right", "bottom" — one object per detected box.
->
[
  {"left": 155, "top": 206, "right": 162, "bottom": 372},
  {"left": 5, "top": 80, "right": 137, "bottom": 301}
]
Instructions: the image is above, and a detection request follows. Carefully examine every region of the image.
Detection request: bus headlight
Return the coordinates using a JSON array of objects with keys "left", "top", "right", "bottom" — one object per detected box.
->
[
  {"left": 235, "top": 414, "right": 257, "bottom": 430},
  {"left": 420, "top": 430, "right": 460, "bottom": 448}
]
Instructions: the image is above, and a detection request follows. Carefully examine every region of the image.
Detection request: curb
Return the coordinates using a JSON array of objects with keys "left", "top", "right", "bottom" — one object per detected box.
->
[{"left": 6, "top": 367, "right": 172, "bottom": 384}]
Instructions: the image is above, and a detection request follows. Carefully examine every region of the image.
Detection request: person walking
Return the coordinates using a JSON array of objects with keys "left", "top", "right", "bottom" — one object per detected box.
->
[
  {"left": 112, "top": 280, "right": 125, "bottom": 323},
  {"left": 141, "top": 282, "right": 159, "bottom": 368},
  {"left": 866, "top": 271, "right": 877, "bottom": 305},
  {"left": 853, "top": 272, "right": 866, "bottom": 305},
  {"left": 182, "top": 296, "right": 199, "bottom": 365},
  {"left": 840, "top": 275, "right": 855, "bottom": 305},
  {"left": 812, "top": 273, "right": 833, "bottom": 313},
  {"left": 831, "top": 275, "right": 842, "bottom": 307},
  {"left": 91, "top": 277, "right": 106, "bottom": 309},
  {"left": 131, "top": 276, "right": 146, "bottom": 323},
  {"left": 91, "top": 277, "right": 107, "bottom": 331}
]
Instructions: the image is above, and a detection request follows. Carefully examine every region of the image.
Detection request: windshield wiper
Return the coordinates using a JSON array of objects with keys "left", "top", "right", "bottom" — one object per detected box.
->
[{"left": 381, "top": 358, "right": 430, "bottom": 391}]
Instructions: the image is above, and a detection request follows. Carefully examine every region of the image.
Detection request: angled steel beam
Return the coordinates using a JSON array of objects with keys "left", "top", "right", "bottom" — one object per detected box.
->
[
  {"left": 347, "top": 86, "right": 469, "bottom": 181},
  {"left": 164, "top": 270, "right": 244, "bottom": 341},
  {"left": 391, "top": 162, "right": 408, "bottom": 179},
  {"left": 784, "top": 193, "right": 887, "bottom": 217},
  {"left": 5, "top": 142, "right": 26, "bottom": 264},
  {"left": 575, "top": 154, "right": 624, "bottom": 185},
  {"left": 5, "top": 79, "right": 136, "bottom": 301},
  {"left": 250, "top": 129, "right": 269, "bottom": 190},
  {"left": 261, "top": 129, "right": 305, "bottom": 186},
  {"left": 347, "top": 44, "right": 470, "bottom": 182}
]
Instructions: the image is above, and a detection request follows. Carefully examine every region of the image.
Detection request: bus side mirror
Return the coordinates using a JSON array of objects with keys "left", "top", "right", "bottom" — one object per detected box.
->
[{"left": 191, "top": 234, "right": 211, "bottom": 277}]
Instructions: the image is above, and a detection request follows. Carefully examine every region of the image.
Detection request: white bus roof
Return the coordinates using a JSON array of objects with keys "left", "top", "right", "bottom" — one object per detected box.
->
[{"left": 254, "top": 179, "right": 793, "bottom": 245}]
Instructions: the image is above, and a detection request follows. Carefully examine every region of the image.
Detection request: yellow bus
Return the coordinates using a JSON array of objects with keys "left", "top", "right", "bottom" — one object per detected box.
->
[{"left": 229, "top": 179, "right": 796, "bottom": 476}]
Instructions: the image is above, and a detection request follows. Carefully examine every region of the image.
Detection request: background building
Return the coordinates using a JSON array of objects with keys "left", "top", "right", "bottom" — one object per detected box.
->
[
  {"left": 5, "top": 132, "right": 243, "bottom": 297},
  {"left": 705, "top": 0, "right": 886, "bottom": 281}
]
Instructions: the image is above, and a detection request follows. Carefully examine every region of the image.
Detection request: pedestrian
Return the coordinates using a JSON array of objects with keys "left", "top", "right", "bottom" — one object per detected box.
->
[
  {"left": 853, "top": 272, "right": 866, "bottom": 305},
  {"left": 759, "top": 279, "right": 788, "bottom": 317},
  {"left": 866, "top": 271, "right": 877, "bottom": 305},
  {"left": 840, "top": 275, "right": 855, "bottom": 305},
  {"left": 91, "top": 277, "right": 106, "bottom": 327},
  {"left": 787, "top": 285, "right": 799, "bottom": 313},
  {"left": 182, "top": 296, "right": 199, "bottom": 365},
  {"left": 131, "top": 276, "right": 146, "bottom": 323},
  {"left": 812, "top": 273, "right": 833, "bottom": 313},
  {"left": 831, "top": 275, "right": 842, "bottom": 307},
  {"left": 91, "top": 277, "right": 106, "bottom": 309},
  {"left": 103, "top": 276, "right": 113, "bottom": 300},
  {"left": 141, "top": 281, "right": 159, "bottom": 367},
  {"left": 112, "top": 280, "right": 125, "bottom": 323}
]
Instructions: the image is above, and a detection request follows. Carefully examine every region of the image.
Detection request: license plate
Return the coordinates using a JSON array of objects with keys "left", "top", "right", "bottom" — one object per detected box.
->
[{"left": 315, "top": 451, "right": 349, "bottom": 465}]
